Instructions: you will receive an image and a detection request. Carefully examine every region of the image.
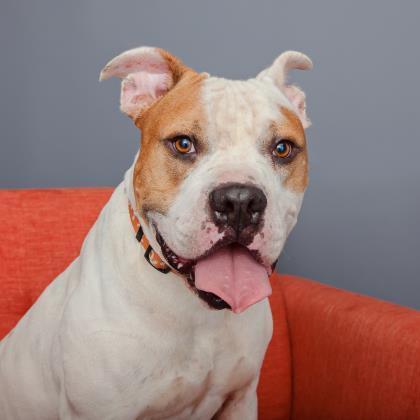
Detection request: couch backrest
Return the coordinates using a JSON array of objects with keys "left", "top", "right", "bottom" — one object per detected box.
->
[{"left": 0, "top": 188, "right": 112, "bottom": 337}]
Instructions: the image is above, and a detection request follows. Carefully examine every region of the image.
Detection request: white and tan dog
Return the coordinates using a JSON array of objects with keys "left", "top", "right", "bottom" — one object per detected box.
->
[{"left": 0, "top": 47, "right": 312, "bottom": 419}]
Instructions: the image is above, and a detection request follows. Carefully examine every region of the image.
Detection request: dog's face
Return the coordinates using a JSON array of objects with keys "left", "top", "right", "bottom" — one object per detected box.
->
[{"left": 101, "top": 47, "right": 312, "bottom": 312}]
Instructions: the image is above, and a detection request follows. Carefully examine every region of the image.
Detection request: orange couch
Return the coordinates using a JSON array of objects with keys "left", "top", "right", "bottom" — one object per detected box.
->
[{"left": 1, "top": 188, "right": 419, "bottom": 419}]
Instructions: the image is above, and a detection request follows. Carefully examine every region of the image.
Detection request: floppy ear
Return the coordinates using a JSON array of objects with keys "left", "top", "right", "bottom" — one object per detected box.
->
[
  {"left": 100, "top": 46, "right": 190, "bottom": 121},
  {"left": 257, "top": 51, "right": 313, "bottom": 128}
]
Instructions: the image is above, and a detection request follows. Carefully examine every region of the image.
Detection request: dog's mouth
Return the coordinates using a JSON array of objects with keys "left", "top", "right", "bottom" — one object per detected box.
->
[{"left": 155, "top": 229, "right": 273, "bottom": 313}]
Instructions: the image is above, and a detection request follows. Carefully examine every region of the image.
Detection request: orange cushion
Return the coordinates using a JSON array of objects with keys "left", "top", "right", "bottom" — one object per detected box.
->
[
  {"left": 282, "top": 276, "right": 420, "bottom": 419},
  {"left": 0, "top": 188, "right": 112, "bottom": 337},
  {"left": 258, "top": 273, "right": 292, "bottom": 419},
  {"left": 0, "top": 188, "right": 291, "bottom": 419}
]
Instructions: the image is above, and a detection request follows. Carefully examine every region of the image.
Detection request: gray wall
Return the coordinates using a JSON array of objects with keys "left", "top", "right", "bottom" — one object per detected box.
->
[{"left": 1, "top": 0, "right": 419, "bottom": 308}]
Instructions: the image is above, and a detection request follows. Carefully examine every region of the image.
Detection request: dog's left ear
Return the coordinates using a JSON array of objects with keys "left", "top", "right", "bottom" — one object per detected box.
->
[
  {"left": 100, "top": 46, "right": 191, "bottom": 122},
  {"left": 257, "top": 51, "right": 313, "bottom": 128}
]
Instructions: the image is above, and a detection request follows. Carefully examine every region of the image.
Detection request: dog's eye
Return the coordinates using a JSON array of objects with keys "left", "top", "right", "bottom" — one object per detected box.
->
[
  {"left": 273, "top": 140, "right": 293, "bottom": 159},
  {"left": 172, "top": 136, "right": 196, "bottom": 155}
]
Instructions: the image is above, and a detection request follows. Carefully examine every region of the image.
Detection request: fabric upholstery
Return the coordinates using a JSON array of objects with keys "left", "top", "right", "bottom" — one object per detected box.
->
[
  {"left": 282, "top": 276, "right": 420, "bottom": 419},
  {"left": 1, "top": 188, "right": 419, "bottom": 419},
  {"left": 0, "top": 188, "right": 112, "bottom": 337}
]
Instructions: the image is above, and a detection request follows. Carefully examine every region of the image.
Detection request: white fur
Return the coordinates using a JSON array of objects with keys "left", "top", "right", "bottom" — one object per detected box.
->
[{"left": 0, "top": 168, "right": 272, "bottom": 419}]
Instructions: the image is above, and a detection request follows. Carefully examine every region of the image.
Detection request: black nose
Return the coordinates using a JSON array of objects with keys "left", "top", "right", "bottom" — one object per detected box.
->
[{"left": 209, "top": 184, "right": 267, "bottom": 232}]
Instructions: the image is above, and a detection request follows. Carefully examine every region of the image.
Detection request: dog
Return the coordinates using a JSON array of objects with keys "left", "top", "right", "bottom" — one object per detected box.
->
[{"left": 0, "top": 46, "right": 312, "bottom": 419}]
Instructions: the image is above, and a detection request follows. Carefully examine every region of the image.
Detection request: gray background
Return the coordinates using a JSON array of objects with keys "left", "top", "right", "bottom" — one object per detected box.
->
[{"left": 1, "top": 0, "right": 419, "bottom": 308}]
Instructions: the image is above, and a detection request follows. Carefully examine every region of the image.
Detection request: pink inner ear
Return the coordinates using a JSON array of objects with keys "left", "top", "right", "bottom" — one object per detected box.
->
[
  {"left": 121, "top": 71, "right": 171, "bottom": 116},
  {"left": 99, "top": 47, "right": 174, "bottom": 118},
  {"left": 283, "top": 85, "right": 310, "bottom": 128}
]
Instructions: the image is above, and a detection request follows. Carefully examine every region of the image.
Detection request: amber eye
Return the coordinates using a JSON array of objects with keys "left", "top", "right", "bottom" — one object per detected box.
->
[
  {"left": 273, "top": 140, "right": 293, "bottom": 159},
  {"left": 172, "top": 136, "right": 196, "bottom": 155}
]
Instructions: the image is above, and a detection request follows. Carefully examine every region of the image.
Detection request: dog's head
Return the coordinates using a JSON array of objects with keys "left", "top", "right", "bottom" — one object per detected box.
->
[{"left": 101, "top": 47, "right": 312, "bottom": 313}]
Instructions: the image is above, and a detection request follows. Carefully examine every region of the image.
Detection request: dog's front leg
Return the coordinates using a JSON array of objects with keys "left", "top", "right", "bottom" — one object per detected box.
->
[{"left": 214, "top": 378, "right": 258, "bottom": 420}]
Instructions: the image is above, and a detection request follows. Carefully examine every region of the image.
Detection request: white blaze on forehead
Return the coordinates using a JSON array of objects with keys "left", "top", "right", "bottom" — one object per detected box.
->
[{"left": 201, "top": 77, "right": 292, "bottom": 152}]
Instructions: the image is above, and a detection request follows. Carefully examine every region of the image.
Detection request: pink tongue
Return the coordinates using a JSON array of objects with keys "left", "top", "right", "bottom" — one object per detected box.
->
[{"left": 194, "top": 245, "right": 272, "bottom": 314}]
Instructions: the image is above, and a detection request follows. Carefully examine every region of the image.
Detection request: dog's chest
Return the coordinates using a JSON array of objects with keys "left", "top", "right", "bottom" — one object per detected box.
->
[
  {"left": 63, "top": 299, "right": 272, "bottom": 419},
  {"left": 132, "top": 308, "right": 269, "bottom": 418},
  {"left": 143, "top": 328, "right": 253, "bottom": 417}
]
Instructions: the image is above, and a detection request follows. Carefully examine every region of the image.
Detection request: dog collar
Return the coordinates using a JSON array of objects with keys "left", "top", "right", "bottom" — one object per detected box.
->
[{"left": 128, "top": 201, "right": 171, "bottom": 274}]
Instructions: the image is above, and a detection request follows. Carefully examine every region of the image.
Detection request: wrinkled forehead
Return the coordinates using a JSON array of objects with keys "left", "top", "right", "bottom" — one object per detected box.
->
[
  {"left": 201, "top": 76, "right": 295, "bottom": 147},
  {"left": 140, "top": 73, "right": 304, "bottom": 151}
]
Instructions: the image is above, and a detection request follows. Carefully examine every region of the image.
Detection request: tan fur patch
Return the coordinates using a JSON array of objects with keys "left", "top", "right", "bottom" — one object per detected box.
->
[
  {"left": 275, "top": 106, "right": 309, "bottom": 193},
  {"left": 156, "top": 48, "right": 192, "bottom": 84},
  {"left": 133, "top": 70, "right": 207, "bottom": 218}
]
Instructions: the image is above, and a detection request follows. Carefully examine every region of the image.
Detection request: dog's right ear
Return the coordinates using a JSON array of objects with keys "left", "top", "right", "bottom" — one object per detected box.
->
[
  {"left": 100, "top": 47, "right": 190, "bottom": 122},
  {"left": 257, "top": 51, "right": 313, "bottom": 128}
]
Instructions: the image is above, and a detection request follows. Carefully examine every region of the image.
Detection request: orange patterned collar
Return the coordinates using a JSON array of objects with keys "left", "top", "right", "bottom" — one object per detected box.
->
[{"left": 128, "top": 201, "right": 171, "bottom": 274}]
